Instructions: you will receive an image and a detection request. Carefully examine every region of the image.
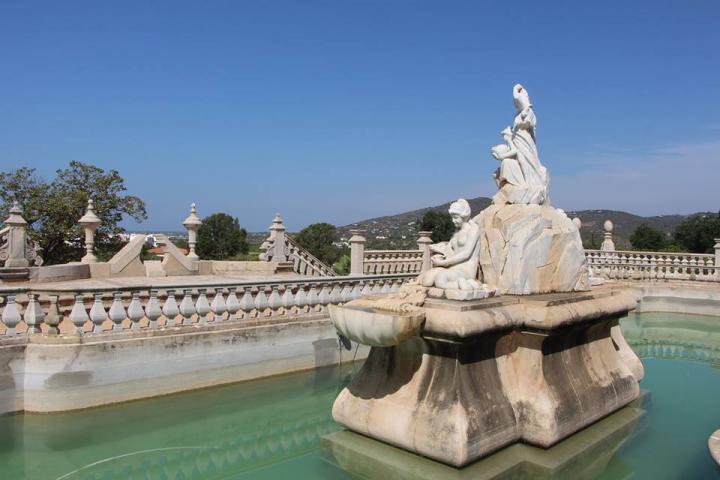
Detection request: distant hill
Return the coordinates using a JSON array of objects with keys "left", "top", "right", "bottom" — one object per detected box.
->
[{"left": 339, "top": 196, "right": 701, "bottom": 250}]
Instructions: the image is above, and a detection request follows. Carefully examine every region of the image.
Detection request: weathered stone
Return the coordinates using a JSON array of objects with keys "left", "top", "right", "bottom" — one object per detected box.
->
[
  {"left": 475, "top": 204, "right": 589, "bottom": 295},
  {"left": 330, "top": 288, "right": 641, "bottom": 467}
]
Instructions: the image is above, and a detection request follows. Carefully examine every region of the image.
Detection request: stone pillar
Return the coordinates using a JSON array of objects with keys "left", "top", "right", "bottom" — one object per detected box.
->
[
  {"left": 183, "top": 203, "right": 202, "bottom": 260},
  {"left": 78, "top": 199, "right": 101, "bottom": 264},
  {"left": 417, "top": 231, "right": 433, "bottom": 273},
  {"left": 349, "top": 229, "right": 366, "bottom": 276},
  {"left": 269, "top": 213, "right": 288, "bottom": 262},
  {"left": 600, "top": 220, "right": 615, "bottom": 252},
  {"left": 714, "top": 238, "right": 720, "bottom": 278},
  {"left": 3, "top": 202, "right": 29, "bottom": 268}
]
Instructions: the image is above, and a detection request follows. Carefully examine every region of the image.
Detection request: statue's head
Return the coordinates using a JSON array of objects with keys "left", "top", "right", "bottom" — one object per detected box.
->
[
  {"left": 513, "top": 84, "right": 531, "bottom": 110},
  {"left": 448, "top": 199, "right": 471, "bottom": 228}
]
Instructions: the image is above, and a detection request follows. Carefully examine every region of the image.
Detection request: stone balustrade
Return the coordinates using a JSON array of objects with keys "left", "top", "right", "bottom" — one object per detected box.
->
[
  {"left": 285, "top": 235, "right": 337, "bottom": 277},
  {"left": 362, "top": 250, "right": 425, "bottom": 274},
  {"left": 0, "top": 273, "right": 414, "bottom": 338},
  {"left": 586, "top": 249, "right": 719, "bottom": 282}
]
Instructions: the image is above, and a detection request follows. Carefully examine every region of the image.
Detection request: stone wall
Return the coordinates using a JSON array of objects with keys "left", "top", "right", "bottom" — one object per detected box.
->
[{"left": 0, "top": 316, "right": 368, "bottom": 414}]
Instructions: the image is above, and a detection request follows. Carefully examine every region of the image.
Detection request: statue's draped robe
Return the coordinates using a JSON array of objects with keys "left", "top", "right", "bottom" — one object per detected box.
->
[{"left": 510, "top": 108, "right": 549, "bottom": 205}]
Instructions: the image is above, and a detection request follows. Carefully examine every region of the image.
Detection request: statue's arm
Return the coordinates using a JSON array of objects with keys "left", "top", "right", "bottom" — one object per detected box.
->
[{"left": 492, "top": 144, "right": 517, "bottom": 160}]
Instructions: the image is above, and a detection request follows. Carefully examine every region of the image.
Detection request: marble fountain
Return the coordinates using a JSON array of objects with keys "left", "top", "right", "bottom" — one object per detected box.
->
[{"left": 328, "top": 84, "right": 644, "bottom": 468}]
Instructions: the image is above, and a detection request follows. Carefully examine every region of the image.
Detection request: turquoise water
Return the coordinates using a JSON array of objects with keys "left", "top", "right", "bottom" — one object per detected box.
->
[{"left": 1, "top": 312, "right": 719, "bottom": 479}]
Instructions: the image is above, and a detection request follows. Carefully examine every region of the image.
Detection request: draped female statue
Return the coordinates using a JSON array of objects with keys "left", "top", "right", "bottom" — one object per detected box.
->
[{"left": 490, "top": 84, "right": 550, "bottom": 205}]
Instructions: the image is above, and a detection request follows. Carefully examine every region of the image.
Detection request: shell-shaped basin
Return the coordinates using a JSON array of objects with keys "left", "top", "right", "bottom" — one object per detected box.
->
[{"left": 329, "top": 304, "right": 425, "bottom": 347}]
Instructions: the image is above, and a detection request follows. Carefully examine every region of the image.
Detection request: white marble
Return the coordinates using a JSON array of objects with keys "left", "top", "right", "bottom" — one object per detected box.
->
[
  {"left": 476, "top": 204, "right": 590, "bottom": 295},
  {"left": 490, "top": 84, "right": 550, "bottom": 206},
  {"left": 419, "top": 199, "right": 486, "bottom": 291}
]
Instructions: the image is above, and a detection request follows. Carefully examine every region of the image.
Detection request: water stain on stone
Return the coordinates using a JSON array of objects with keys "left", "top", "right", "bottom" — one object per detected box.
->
[{"left": 45, "top": 371, "right": 92, "bottom": 388}]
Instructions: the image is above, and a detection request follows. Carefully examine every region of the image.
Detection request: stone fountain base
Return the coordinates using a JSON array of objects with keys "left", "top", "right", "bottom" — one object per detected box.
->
[{"left": 331, "top": 288, "right": 642, "bottom": 467}]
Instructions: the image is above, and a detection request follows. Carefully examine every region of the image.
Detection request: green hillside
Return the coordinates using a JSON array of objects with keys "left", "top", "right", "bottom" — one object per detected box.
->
[{"left": 339, "top": 196, "right": 700, "bottom": 250}]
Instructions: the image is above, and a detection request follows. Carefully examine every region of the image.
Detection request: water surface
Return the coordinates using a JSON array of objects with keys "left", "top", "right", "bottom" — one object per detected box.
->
[{"left": 0, "top": 312, "right": 718, "bottom": 479}]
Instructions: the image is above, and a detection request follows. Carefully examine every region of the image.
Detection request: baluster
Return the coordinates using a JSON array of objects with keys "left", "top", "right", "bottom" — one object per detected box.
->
[
  {"left": 163, "top": 289, "right": 179, "bottom": 327},
  {"left": 89, "top": 293, "right": 107, "bottom": 333},
  {"left": 340, "top": 284, "right": 352, "bottom": 304},
  {"left": 281, "top": 285, "right": 295, "bottom": 316},
  {"left": 226, "top": 287, "right": 240, "bottom": 322},
  {"left": 680, "top": 256, "right": 689, "bottom": 280},
  {"left": 267, "top": 286, "right": 282, "bottom": 317},
  {"left": 306, "top": 285, "right": 320, "bottom": 312},
  {"left": 70, "top": 294, "right": 89, "bottom": 335},
  {"left": 2, "top": 294, "right": 22, "bottom": 336},
  {"left": 45, "top": 295, "right": 61, "bottom": 335},
  {"left": 361, "top": 282, "right": 373, "bottom": 297},
  {"left": 380, "top": 280, "right": 391, "bottom": 295},
  {"left": 689, "top": 256, "right": 697, "bottom": 280},
  {"left": 179, "top": 289, "right": 196, "bottom": 325},
  {"left": 254, "top": 288, "right": 269, "bottom": 317},
  {"left": 195, "top": 289, "right": 211, "bottom": 324},
  {"left": 210, "top": 288, "right": 227, "bottom": 323},
  {"left": 318, "top": 284, "right": 332, "bottom": 311},
  {"left": 294, "top": 285, "right": 308, "bottom": 315},
  {"left": 24, "top": 293, "right": 44, "bottom": 335},
  {"left": 108, "top": 292, "right": 127, "bottom": 331},
  {"left": 127, "top": 291, "right": 145, "bottom": 329},
  {"left": 371, "top": 281, "right": 382, "bottom": 294},
  {"left": 238, "top": 288, "right": 255, "bottom": 320},
  {"left": 350, "top": 282, "right": 363, "bottom": 300},
  {"left": 329, "top": 284, "right": 342, "bottom": 305},
  {"left": 146, "top": 290, "right": 162, "bottom": 329},
  {"left": 389, "top": 280, "right": 400, "bottom": 293}
]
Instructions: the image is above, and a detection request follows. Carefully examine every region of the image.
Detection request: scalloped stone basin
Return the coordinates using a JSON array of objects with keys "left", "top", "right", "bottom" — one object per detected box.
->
[{"left": 329, "top": 304, "right": 425, "bottom": 347}]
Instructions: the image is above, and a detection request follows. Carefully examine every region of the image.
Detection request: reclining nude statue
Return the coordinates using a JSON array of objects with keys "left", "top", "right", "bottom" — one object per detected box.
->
[{"left": 419, "top": 199, "right": 483, "bottom": 291}]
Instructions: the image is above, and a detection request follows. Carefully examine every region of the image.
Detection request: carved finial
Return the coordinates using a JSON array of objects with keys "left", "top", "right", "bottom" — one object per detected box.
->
[
  {"left": 183, "top": 203, "right": 201, "bottom": 260},
  {"left": 601, "top": 220, "right": 615, "bottom": 252},
  {"left": 270, "top": 213, "right": 285, "bottom": 232},
  {"left": 78, "top": 198, "right": 101, "bottom": 227},
  {"left": 182, "top": 203, "right": 202, "bottom": 228},
  {"left": 5, "top": 201, "right": 27, "bottom": 226}
]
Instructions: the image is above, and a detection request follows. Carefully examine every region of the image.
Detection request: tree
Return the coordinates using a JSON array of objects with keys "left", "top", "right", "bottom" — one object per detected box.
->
[
  {"left": 672, "top": 212, "right": 720, "bottom": 254},
  {"left": 0, "top": 162, "right": 147, "bottom": 265},
  {"left": 196, "top": 213, "right": 248, "bottom": 260},
  {"left": 333, "top": 254, "right": 351, "bottom": 275},
  {"left": 294, "top": 222, "right": 341, "bottom": 266},
  {"left": 630, "top": 224, "right": 667, "bottom": 251},
  {"left": 419, "top": 210, "right": 455, "bottom": 243}
]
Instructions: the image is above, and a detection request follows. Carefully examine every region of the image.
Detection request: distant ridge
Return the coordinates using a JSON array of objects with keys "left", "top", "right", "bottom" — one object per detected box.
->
[{"left": 339, "top": 196, "right": 701, "bottom": 250}]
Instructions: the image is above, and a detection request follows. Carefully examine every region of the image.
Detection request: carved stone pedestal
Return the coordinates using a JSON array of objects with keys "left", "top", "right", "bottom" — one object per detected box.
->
[{"left": 331, "top": 288, "right": 642, "bottom": 467}]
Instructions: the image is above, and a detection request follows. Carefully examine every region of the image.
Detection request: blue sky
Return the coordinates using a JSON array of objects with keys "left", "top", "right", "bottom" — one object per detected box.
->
[{"left": 1, "top": 0, "right": 719, "bottom": 232}]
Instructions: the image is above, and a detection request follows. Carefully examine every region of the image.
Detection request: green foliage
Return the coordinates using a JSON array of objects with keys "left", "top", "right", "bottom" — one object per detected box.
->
[
  {"left": 294, "top": 222, "right": 341, "bottom": 266},
  {"left": 630, "top": 224, "right": 668, "bottom": 251},
  {"left": 171, "top": 238, "right": 189, "bottom": 250},
  {"left": 0, "top": 162, "right": 147, "bottom": 265},
  {"left": 196, "top": 213, "right": 248, "bottom": 260},
  {"left": 672, "top": 212, "right": 720, "bottom": 254},
  {"left": 419, "top": 211, "right": 454, "bottom": 243},
  {"left": 333, "top": 254, "right": 351, "bottom": 275}
]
